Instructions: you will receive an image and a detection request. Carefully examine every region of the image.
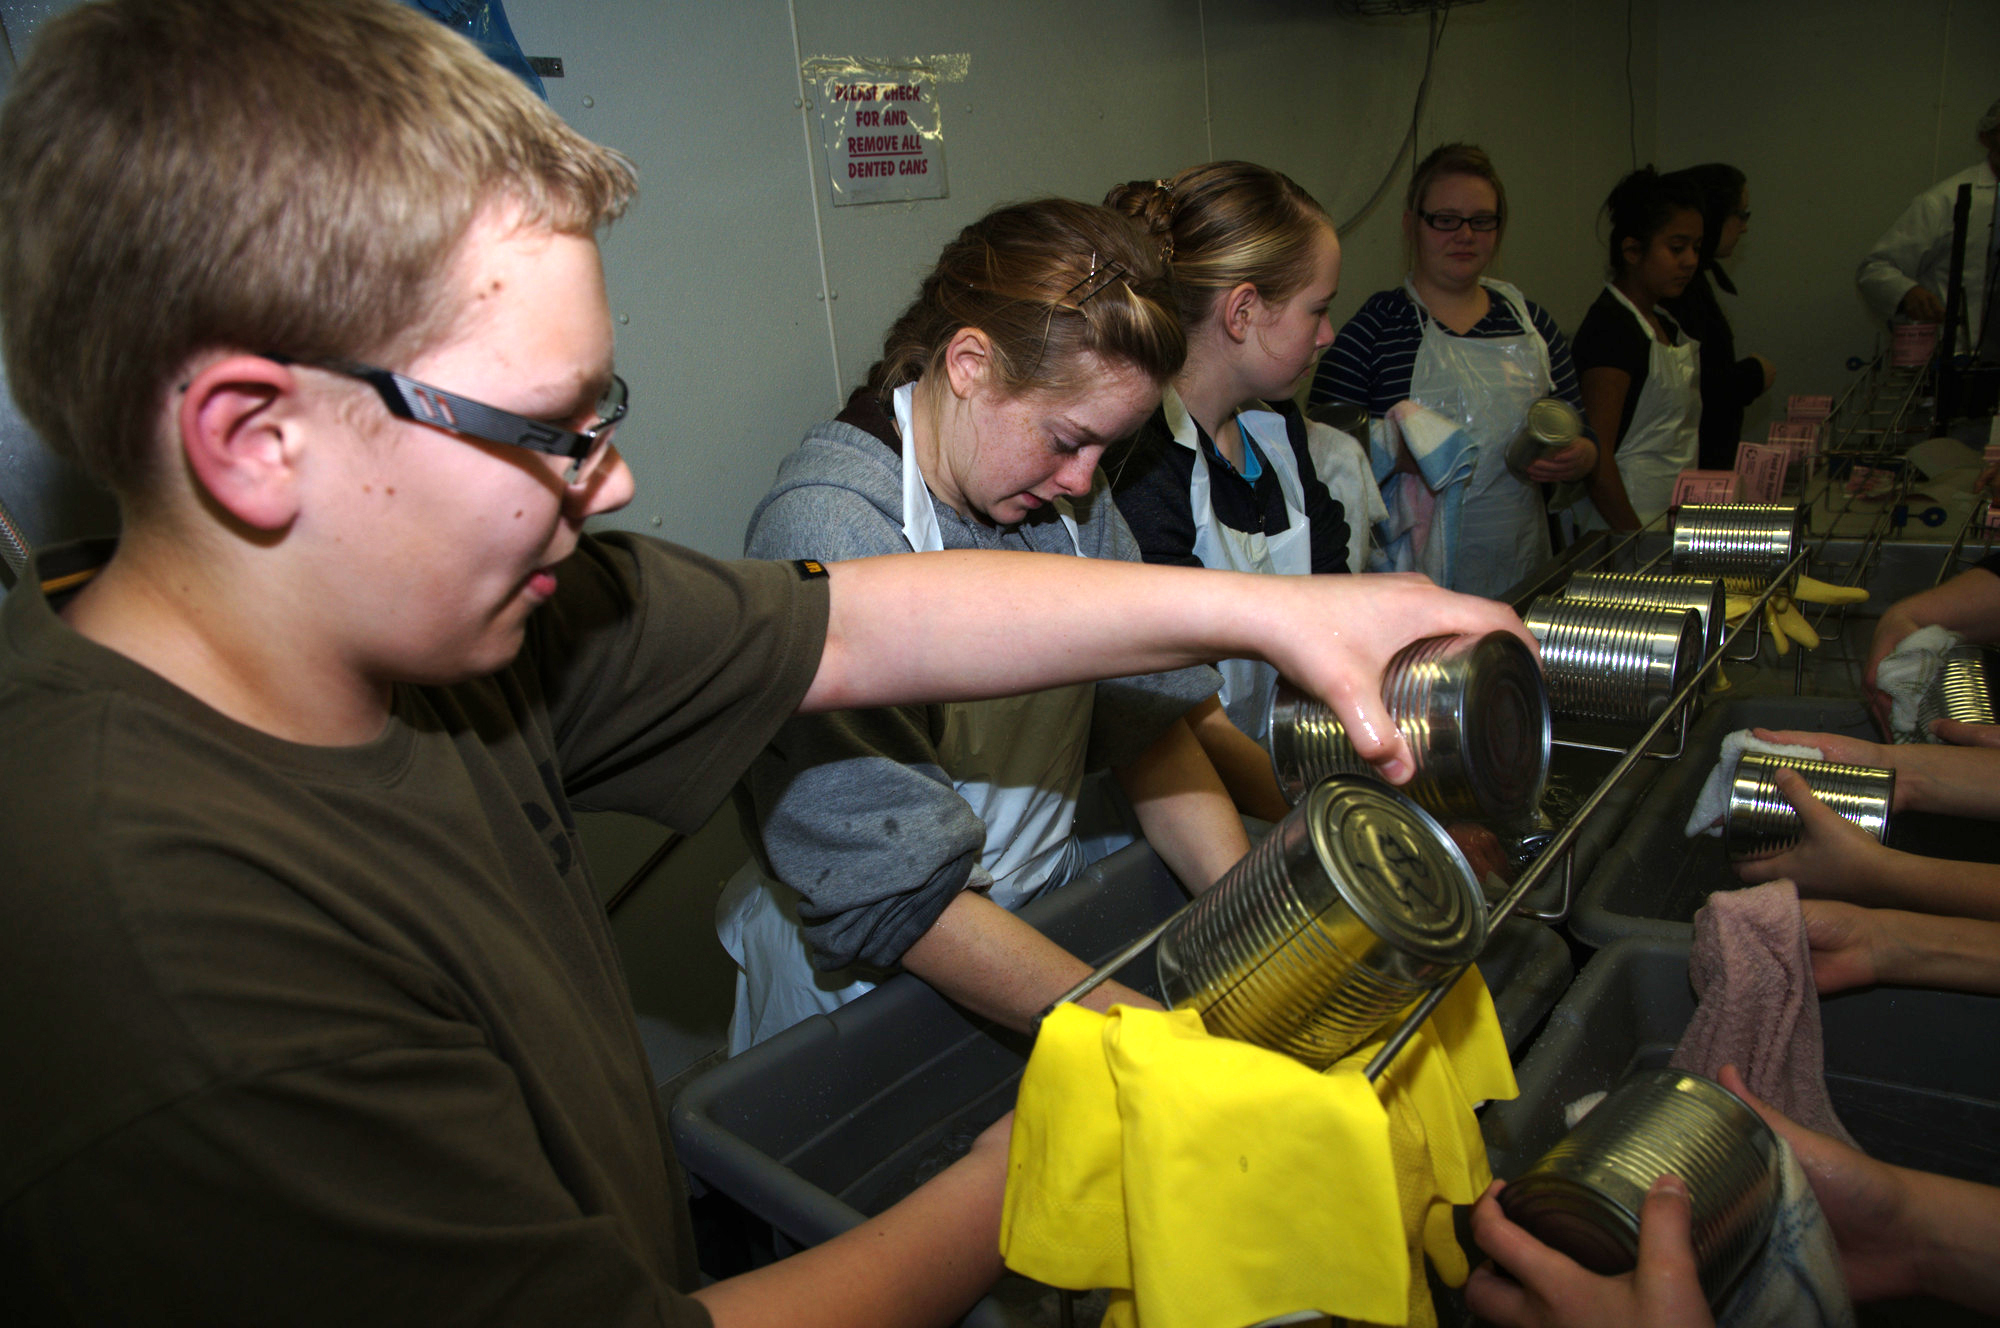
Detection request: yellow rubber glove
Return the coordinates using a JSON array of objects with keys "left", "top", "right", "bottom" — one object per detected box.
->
[
  {"left": 1002, "top": 1004, "right": 1405, "bottom": 1328},
  {"left": 1793, "top": 573, "right": 1869, "bottom": 605},
  {"left": 1775, "top": 601, "right": 1822, "bottom": 649},
  {"left": 1001, "top": 970, "right": 1516, "bottom": 1328}
]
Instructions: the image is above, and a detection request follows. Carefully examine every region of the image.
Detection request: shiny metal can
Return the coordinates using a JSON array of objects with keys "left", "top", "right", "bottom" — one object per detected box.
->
[
  {"left": 1562, "top": 571, "right": 1728, "bottom": 666},
  {"left": 1499, "top": 1069, "right": 1780, "bottom": 1307},
  {"left": 1670, "top": 504, "right": 1808, "bottom": 592},
  {"left": 1265, "top": 631, "right": 1550, "bottom": 825},
  {"left": 1725, "top": 753, "right": 1894, "bottom": 861},
  {"left": 1504, "top": 396, "right": 1584, "bottom": 481},
  {"left": 1155, "top": 776, "right": 1486, "bottom": 1069},
  {"left": 1522, "top": 597, "right": 1703, "bottom": 730},
  {"left": 1918, "top": 643, "right": 2000, "bottom": 730}
]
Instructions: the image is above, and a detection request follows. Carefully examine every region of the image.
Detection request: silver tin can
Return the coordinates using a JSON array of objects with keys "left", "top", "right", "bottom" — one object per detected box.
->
[
  {"left": 1265, "top": 632, "right": 1550, "bottom": 825},
  {"left": 1499, "top": 1069, "right": 1780, "bottom": 1306},
  {"left": 1504, "top": 397, "right": 1584, "bottom": 481},
  {"left": 1917, "top": 643, "right": 2000, "bottom": 730},
  {"left": 1725, "top": 753, "right": 1894, "bottom": 862},
  {"left": 1523, "top": 597, "right": 1703, "bottom": 729},
  {"left": 1670, "top": 504, "right": 1808, "bottom": 592},
  {"left": 1563, "top": 571, "right": 1728, "bottom": 666},
  {"left": 1155, "top": 776, "right": 1486, "bottom": 1069}
]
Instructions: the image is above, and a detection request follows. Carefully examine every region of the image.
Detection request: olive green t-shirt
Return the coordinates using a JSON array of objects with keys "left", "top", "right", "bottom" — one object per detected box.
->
[{"left": 0, "top": 533, "right": 828, "bottom": 1326}]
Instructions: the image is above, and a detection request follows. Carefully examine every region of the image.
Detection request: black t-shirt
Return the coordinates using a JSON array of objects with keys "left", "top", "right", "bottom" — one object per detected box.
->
[
  {"left": 0, "top": 535, "right": 828, "bottom": 1326},
  {"left": 1662, "top": 267, "right": 1769, "bottom": 470},
  {"left": 1572, "top": 287, "right": 1692, "bottom": 451},
  {"left": 1111, "top": 398, "right": 1350, "bottom": 574}
]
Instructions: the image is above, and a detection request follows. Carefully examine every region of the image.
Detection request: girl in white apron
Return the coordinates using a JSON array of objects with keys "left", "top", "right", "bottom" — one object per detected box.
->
[
  {"left": 720, "top": 199, "right": 1251, "bottom": 1051},
  {"left": 1312, "top": 144, "right": 1599, "bottom": 600},
  {"left": 1103, "top": 162, "right": 1354, "bottom": 823},
  {"left": 1572, "top": 169, "right": 1707, "bottom": 532}
]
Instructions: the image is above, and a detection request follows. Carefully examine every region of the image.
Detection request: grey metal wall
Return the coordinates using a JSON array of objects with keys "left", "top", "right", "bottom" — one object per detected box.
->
[{"left": 1656, "top": 0, "right": 2000, "bottom": 443}]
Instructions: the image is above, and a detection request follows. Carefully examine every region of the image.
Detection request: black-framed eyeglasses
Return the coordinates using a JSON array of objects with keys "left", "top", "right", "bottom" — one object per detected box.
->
[
  {"left": 1417, "top": 208, "right": 1503, "bottom": 233},
  {"left": 268, "top": 354, "right": 628, "bottom": 487}
]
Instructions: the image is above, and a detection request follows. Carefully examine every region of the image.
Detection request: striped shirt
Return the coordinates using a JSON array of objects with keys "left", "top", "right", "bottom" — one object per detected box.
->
[{"left": 1309, "top": 285, "right": 1588, "bottom": 427}]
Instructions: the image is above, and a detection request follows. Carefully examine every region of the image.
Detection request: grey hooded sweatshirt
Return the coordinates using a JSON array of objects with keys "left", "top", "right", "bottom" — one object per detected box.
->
[{"left": 738, "top": 388, "right": 1222, "bottom": 971}]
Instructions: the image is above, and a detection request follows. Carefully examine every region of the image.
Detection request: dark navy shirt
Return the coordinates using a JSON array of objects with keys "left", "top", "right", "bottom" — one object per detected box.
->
[
  {"left": 1310, "top": 285, "right": 1588, "bottom": 431},
  {"left": 1111, "top": 398, "right": 1350, "bottom": 575}
]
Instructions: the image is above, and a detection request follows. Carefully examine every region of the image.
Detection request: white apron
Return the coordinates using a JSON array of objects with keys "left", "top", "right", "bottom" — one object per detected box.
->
[
  {"left": 1574, "top": 284, "right": 1701, "bottom": 532},
  {"left": 1404, "top": 278, "right": 1553, "bottom": 598},
  {"left": 717, "top": 382, "right": 1095, "bottom": 1052},
  {"left": 1163, "top": 387, "right": 1312, "bottom": 742}
]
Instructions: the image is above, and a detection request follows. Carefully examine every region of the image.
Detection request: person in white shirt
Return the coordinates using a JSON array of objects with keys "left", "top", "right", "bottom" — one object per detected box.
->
[{"left": 1856, "top": 97, "right": 2000, "bottom": 357}]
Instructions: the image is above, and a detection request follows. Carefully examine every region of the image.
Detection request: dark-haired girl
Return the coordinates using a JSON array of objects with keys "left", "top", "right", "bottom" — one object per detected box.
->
[
  {"left": 1661, "top": 162, "right": 1775, "bottom": 472},
  {"left": 1571, "top": 169, "right": 1706, "bottom": 532}
]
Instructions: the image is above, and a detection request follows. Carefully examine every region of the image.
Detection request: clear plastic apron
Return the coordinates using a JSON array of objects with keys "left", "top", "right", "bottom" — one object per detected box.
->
[
  {"left": 1573, "top": 284, "right": 1701, "bottom": 531},
  {"left": 1404, "top": 277, "right": 1552, "bottom": 598},
  {"left": 717, "top": 382, "right": 1094, "bottom": 1051},
  {"left": 1163, "top": 387, "right": 1312, "bottom": 742}
]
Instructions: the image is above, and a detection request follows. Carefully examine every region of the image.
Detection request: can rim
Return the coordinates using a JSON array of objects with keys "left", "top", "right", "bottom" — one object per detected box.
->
[{"left": 1302, "top": 776, "right": 1487, "bottom": 966}]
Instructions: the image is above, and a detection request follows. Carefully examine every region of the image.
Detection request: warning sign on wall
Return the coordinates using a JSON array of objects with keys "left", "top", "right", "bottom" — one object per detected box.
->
[{"left": 806, "top": 59, "right": 951, "bottom": 207}]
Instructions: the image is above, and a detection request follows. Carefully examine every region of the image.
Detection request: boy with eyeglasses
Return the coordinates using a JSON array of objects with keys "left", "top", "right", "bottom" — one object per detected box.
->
[{"left": 0, "top": 2, "right": 1526, "bottom": 1323}]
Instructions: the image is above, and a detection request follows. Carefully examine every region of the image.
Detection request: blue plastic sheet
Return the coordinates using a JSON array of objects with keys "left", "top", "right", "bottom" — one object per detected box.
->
[{"left": 403, "top": 0, "right": 546, "bottom": 100}]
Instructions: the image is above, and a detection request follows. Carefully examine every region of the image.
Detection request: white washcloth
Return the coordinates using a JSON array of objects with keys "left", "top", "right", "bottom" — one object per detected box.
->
[
  {"left": 1685, "top": 730, "right": 1825, "bottom": 838},
  {"left": 1875, "top": 624, "right": 1963, "bottom": 743},
  {"left": 1369, "top": 402, "right": 1476, "bottom": 584},
  {"left": 1715, "top": 1140, "right": 1856, "bottom": 1328}
]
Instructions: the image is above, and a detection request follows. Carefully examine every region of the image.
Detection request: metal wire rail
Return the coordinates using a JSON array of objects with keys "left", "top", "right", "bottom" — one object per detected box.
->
[
  {"left": 1360, "top": 544, "right": 1812, "bottom": 1080},
  {"left": 1039, "top": 548, "right": 1811, "bottom": 1082}
]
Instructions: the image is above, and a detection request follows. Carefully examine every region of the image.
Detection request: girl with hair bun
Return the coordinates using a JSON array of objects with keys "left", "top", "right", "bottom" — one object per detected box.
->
[
  {"left": 1570, "top": 167, "right": 1707, "bottom": 532},
  {"left": 1105, "top": 160, "right": 1351, "bottom": 821},
  {"left": 1311, "top": 142, "right": 1597, "bottom": 599},
  {"left": 718, "top": 198, "right": 1253, "bottom": 1047}
]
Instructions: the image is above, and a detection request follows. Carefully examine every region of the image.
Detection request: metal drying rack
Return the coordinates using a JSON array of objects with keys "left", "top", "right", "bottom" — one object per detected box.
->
[
  {"left": 1042, "top": 357, "right": 1995, "bottom": 1080},
  {"left": 1040, "top": 540, "right": 1814, "bottom": 1085}
]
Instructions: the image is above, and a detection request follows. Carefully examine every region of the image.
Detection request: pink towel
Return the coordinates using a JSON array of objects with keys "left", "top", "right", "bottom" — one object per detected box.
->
[{"left": 1669, "top": 882, "right": 1857, "bottom": 1147}]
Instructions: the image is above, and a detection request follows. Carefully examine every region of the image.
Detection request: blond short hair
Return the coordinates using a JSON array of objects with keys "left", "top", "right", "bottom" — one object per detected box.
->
[{"left": 0, "top": 0, "right": 637, "bottom": 502}]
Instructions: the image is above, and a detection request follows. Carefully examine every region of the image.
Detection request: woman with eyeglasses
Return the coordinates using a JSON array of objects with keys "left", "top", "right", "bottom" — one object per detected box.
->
[
  {"left": 1569, "top": 168, "right": 1707, "bottom": 533},
  {"left": 715, "top": 198, "right": 1255, "bottom": 1048},
  {"left": 1102, "top": 160, "right": 1353, "bottom": 821},
  {"left": 1661, "top": 163, "right": 1775, "bottom": 472},
  {"left": 1311, "top": 143, "right": 1597, "bottom": 600}
]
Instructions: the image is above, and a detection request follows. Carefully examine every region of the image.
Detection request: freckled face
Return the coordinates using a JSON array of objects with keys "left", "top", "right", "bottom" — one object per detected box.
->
[
  {"left": 939, "top": 355, "right": 1161, "bottom": 527},
  {"left": 314, "top": 210, "right": 634, "bottom": 685},
  {"left": 1244, "top": 225, "right": 1341, "bottom": 399}
]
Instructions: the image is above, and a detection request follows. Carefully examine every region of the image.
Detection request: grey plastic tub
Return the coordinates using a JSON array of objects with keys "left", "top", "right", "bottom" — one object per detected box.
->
[
  {"left": 671, "top": 839, "right": 1573, "bottom": 1271},
  {"left": 1568, "top": 694, "right": 2000, "bottom": 948},
  {"left": 1457, "top": 937, "right": 2000, "bottom": 1328},
  {"left": 1483, "top": 936, "right": 2000, "bottom": 1185}
]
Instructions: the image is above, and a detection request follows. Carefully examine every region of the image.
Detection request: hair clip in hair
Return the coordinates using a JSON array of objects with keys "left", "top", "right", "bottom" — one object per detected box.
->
[{"left": 1060, "top": 252, "right": 1131, "bottom": 307}]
